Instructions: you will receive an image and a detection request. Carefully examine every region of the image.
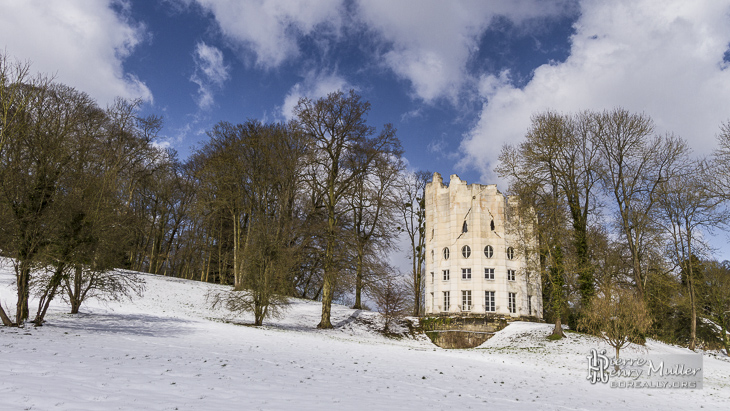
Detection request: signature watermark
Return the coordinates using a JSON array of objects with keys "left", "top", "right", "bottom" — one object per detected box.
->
[{"left": 586, "top": 349, "right": 703, "bottom": 389}]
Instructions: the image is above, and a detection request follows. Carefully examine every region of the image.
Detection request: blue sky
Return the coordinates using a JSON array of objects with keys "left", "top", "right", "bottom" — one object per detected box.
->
[
  {"left": 3, "top": 1, "right": 730, "bottom": 185},
  {"left": 3, "top": 1, "right": 730, "bottom": 258}
]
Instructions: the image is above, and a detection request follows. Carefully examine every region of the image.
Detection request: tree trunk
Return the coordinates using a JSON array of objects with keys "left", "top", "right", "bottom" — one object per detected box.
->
[
  {"left": 688, "top": 266, "right": 697, "bottom": 351},
  {"left": 552, "top": 316, "right": 566, "bottom": 338},
  {"left": 33, "top": 264, "right": 64, "bottom": 325},
  {"left": 687, "top": 233, "right": 697, "bottom": 351},
  {"left": 16, "top": 261, "right": 31, "bottom": 324},
  {"left": 68, "top": 265, "right": 83, "bottom": 314},
  {"left": 318, "top": 204, "right": 337, "bottom": 329},
  {"left": 353, "top": 245, "right": 364, "bottom": 309},
  {"left": 318, "top": 275, "right": 334, "bottom": 329},
  {"left": 414, "top": 248, "right": 423, "bottom": 316},
  {"left": 0, "top": 304, "right": 14, "bottom": 326},
  {"left": 411, "top": 250, "right": 418, "bottom": 316},
  {"left": 549, "top": 246, "right": 566, "bottom": 338}
]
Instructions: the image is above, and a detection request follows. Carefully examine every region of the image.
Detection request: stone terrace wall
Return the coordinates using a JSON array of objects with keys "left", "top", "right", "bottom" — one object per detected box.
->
[{"left": 421, "top": 315, "right": 541, "bottom": 349}]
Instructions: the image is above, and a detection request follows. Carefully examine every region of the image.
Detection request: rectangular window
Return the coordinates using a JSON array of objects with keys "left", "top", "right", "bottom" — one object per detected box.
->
[
  {"left": 484, "top": 268, "right": 494, "bottom": 280},
  {"left": 462, "top": 290, "right": 472, "bottom": 311},
  {"left": 442, "top": 269, "right": 450, "bottom": 281},
  {"left": 461, "top": 268, "right": 471, "bottom": 280},
  {"left": 485, "top": 291, "right": 495, "bottom": 312},
  {"left": 431, "top": 272, "right": 434, "bottom": 282},
  {"left": 507, "top": 269, "right": 516, "bottom": 281},
  {"left": 508, "top": 292, "right": 516, "bottom": 314},
  {"left": 528, "top": 295, "right": 532, "bottom": 316},
  {"left": 443, "top": 291, "right": 450, "bottom": 312}
]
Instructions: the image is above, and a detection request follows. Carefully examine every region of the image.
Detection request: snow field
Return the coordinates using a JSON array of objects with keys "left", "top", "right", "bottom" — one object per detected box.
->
[{"left": 1, "top": 260, "right": 729, "bottom": 410}]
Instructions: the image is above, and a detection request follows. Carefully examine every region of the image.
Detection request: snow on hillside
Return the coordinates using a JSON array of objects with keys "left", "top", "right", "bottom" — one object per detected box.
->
[{"left": 1, "top": 260, "right": 729, "bottom": 410}]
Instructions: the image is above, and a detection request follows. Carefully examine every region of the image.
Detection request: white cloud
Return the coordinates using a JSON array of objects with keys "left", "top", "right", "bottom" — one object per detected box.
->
[
  {"left": 191, "top": 0, "right": 343, "bottom": 69},
  {"left": 281, "top": 70, "right": 349, "bottom": 120},
  {"left": 355, "top": 0, "right": 572, "bottom": 103},
  {"left": 190, "top": 42, "right": 230, "bottom": 110},
  {"left": 189, "top": 0, "right": 571, "bottom": 104},
  {"left": 194, "top": 42, "right": 229, "bottom": 86},
  {"left": 0, "top": 0, "right": 151, "bottom": 105},
  {"left": 460, "top": 0, "right": 730, "bottom": 183}
]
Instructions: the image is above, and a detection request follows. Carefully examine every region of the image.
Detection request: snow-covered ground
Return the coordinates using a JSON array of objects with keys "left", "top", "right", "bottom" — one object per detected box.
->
[{"left": 1, "top": 260, "right": 729, "bottom": 410}]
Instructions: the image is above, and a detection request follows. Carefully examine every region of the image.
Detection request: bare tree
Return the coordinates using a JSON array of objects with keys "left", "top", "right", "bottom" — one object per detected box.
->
[
  {"left": 398, "top": 170, "right": 429, "bottom": 316},
  {"left": 657, "top": 161, "right": 727, "bottom": 350},
  {"left": 346, "top": 148, "right": 403, "bottom": 309},
  {"left": 593, "top": 108, "right": 689, "bottom": 301},
  {"left": 710, "top": 120, "right": 730, "bottom": 198},
  {"left": 497, "top": 121, "right": 580, "bottom": 338},
  {"left": 0, "top": 67, "right": 159, "bottom": 325},
  {"left": 0, "top": 53, "right": 50, "bottom": 155},
  {"left": 0, "top": 82, "right": 98, "bottom": 325},
  {"left": 503, "top": 111, "right": 600, "bottom": 308},
  {"left": 64, "top": 267, "right": 145, "bottom": 314},
  {"left": 349, "top": 152, "right": 403, "bottom": 309},
  {"left": 370, "top": 273, "right": 409, "bottom": 334},
  {"left": 579, "top": 286, "right": 652, "bottom": 360},
  {"left": 186, "top": 122, "right": 250, "bottom": 286},
  {"left": 204, "top": 120, "right": 305, "bottom": 325},
  {"left": 294, "top": 90, "right": 401, "bottom": 329}
]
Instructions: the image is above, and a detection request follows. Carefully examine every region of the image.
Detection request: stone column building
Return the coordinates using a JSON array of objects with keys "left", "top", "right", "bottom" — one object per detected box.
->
[{"left": 424, "top": 173, "right": 542, "bottom": 318}]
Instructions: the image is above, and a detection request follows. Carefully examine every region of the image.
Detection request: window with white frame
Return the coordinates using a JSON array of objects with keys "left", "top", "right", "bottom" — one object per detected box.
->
[
  {"left": 485, "top": 291, "right": 495, "bottom": 312},
  {"left": 507, "top": 269, "right": 516, "bottom": 281},
  {"left": 508, "top": 292, "right": 516, "bottom": 314},
  {"left": 461, "top": 245, "right": 471, "bottom": 258},
  {"left": 443, "top": 247, "right": 450, "bottom": 260},
  {"left": 442, "top": 269, "right": 450, "bottom": 281},
  {"left": 484, "top": 268, "right": 494, "bottom": 280},
  {"left": 484, "top": 245, "right": 493, "bottom": 258},
  {"left": 443, "top": 291, "right": 450, "bottom": 312},
  {"left": 462, "top": 290, "right": 472, "bottom": 311},
  {"left": 506, "top": 246, "right": 515, "bottom": 260},
  {"left": 461, "top": 268, "right": 471, "bottom": 279}
]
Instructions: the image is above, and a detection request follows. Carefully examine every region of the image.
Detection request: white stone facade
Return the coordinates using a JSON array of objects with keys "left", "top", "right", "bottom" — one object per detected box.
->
[{"left": 424, "top": 173, "right": 542, "bottom": 318}]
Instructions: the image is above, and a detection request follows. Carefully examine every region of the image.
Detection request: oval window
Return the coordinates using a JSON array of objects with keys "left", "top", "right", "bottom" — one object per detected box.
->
[
  {"left": 507, "top": 247, "right": 515, "bottom": 260},
  {"left": 484, "top": 245, "right": 493, "bottom": 258},
  {"left": 443, "top": 247, "right": 450, "bottom": 260},
  {"left": 462, "top": 245, "right": 471, "bottom": 258}
]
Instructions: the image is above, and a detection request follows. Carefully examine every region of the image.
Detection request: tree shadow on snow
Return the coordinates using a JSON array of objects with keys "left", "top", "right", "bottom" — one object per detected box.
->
[{"left": 46, "top": 312, "right": 196, "bottom": 338}]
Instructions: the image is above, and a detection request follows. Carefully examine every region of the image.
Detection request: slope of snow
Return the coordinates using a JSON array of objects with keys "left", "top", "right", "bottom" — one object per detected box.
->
[{"left": 1, "top": 260, "right": 729, "bottom": 410}]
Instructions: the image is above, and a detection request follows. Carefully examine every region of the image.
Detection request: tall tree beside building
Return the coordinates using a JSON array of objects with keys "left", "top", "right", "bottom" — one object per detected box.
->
[
  {"left": 497, "top": 111, "right": 600, "bottom": 336},
  {"left": 593, "top": 108, "right": 689, "bottom": 301},
  {"left": 510, "top": 111, "right": 600, "bottom": 308},
  {"left": 398, "top": 170, "right": 429, "bottom": 316},
  {"left": 348, "top": 150, "right": 404, "bottom": 309}
]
